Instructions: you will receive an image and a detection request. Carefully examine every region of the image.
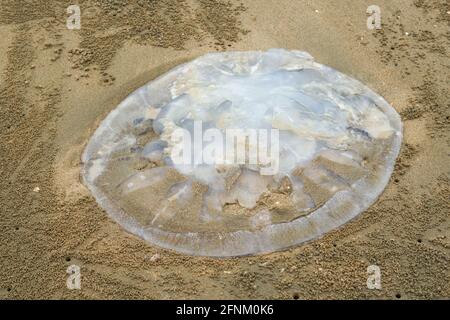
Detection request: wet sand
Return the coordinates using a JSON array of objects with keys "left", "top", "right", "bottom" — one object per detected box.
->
[{"left": 0, "top": 0, "right": 449, "bottom": 299}]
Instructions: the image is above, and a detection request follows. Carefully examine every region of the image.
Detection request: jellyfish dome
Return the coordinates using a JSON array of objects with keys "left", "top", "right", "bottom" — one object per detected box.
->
[{"left": 82, "top": 49, "right": 402, "bottom": 257}]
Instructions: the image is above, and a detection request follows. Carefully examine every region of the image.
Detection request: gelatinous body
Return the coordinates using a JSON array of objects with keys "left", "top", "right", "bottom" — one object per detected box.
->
[{"left": 82, "top": 49, "right": 402, "bottom": 257}]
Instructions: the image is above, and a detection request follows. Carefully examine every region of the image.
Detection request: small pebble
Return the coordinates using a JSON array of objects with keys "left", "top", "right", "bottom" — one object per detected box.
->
[{"left": 149, "top": 253, "right": 160, "bottom": 262}]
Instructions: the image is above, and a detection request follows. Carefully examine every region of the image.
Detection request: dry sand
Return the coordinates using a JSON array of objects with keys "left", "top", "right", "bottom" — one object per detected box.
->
[{"left": 0, "top": 0, "right": 449, "bottom": 299}]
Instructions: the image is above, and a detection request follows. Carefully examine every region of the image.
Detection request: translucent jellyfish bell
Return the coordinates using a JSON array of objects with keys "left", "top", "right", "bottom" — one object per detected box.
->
[{"left": 82, "top": 49, "right": 402, "bottom": 257}]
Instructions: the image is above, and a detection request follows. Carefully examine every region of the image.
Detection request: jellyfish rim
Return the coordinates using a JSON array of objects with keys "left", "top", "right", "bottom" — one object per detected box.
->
[{"left": 81, "top": 49, "right": 402, "bottom": 257}]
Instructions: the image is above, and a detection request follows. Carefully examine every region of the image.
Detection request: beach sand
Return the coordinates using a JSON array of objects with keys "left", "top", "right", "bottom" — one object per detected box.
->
[{"left": 0, "top": 0, "right": 449, "bottom": 299}]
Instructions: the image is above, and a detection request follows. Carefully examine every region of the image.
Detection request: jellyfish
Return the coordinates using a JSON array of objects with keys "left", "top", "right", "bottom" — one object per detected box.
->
[{"left": 82, "top": 49, "right": 402, "bottom": 257}]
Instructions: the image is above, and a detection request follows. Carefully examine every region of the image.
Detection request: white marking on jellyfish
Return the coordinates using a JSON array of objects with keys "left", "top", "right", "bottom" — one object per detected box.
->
[
  {"left": 142, "top": 140, "right": 167, "bottom": 162},
  {"left": 361, "top": 107, "right": 394, "bottom": 139},
  {"left": 151, "top": 202, "right": 169, "bottom": 225},
  {"left": 119, "top": 167, "right": 169, "bottom": 194},
  {"left": 167, "top": 180, "right": 193, "bottom": 204},
  {"left": 250, "top": 210, "right": 272, "bottom": 230},
  {"left": 318, "top": 149, "right": 363, "bottom": 168},
  {"left": 203, "top": 187, "right": 225, "bottom": 212},
  {"left": 303, "top": 166, "right": 349, "bottom": 193},
  {"left": 290, "top": 176, "right": 315, "bottom": 211},
  {"left": 147, "top": 106, "right": 161, "bottom": 120},
  {"left": 226, "top": 169, "right": 270, "bottom": 209},
  {"left": 86, "top": 158, "right": 105, "bottom": 183}
]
